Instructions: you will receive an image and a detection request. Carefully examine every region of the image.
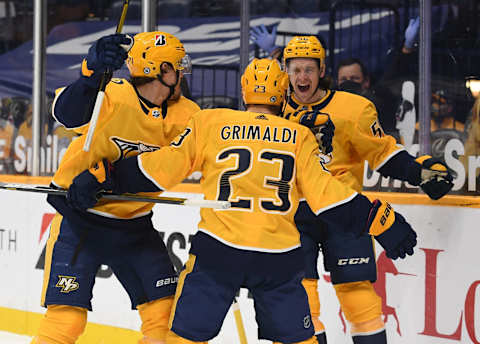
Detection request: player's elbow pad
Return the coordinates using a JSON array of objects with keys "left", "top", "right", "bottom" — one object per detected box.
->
[
  {"left": 367, "top": 200, "right": 417, "bottom": 260},
  {"left": 113, "top": 156, "right": 163, "bottom": 194}
]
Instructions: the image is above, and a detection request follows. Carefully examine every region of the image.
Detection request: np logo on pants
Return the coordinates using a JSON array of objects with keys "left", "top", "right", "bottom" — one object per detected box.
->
[{"left": 55, "top": 275, "right": 80, "bottom": 293}]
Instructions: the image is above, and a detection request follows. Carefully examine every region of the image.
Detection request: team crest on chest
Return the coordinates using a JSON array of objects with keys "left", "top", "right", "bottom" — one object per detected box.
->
[{"left": 111, "top": 137, "right": 160, "bottom": 161}]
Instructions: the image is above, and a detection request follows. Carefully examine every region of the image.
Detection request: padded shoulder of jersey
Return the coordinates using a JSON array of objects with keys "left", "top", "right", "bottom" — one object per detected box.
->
[
  {"left": 171, "top": 96, "right": 201, "bottom": 112},
  {"left": 104, "top": 78, "right": 137, "bottom": 105},
  {"left": 332, "top": 91, "right": 375, "bottom": 115}
]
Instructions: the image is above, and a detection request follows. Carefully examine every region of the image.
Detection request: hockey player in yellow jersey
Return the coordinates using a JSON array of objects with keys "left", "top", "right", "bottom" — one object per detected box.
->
[
  {"left": 280, "top": 36, "right": 454, "bottom": 344},
  {"left": 66, "top": 58, "right": 418, "bottom": 344},
  {"left": 31, "top": 32, "right": 200, "bottom": 344}
]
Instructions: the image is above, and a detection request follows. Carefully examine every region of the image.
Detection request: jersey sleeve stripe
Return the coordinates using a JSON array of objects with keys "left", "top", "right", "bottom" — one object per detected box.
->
[
  {"left": 313, "top": 191, "right": 358, "bottom": 216},
  {"left": 373, "top": 145, "right": 405, "bottom": 171},
  {"left": 197, "top": 228, "right": 301, "bottom": 253},
  {"left": 137, "top": 155, "right": 167, "bottom": 191}
]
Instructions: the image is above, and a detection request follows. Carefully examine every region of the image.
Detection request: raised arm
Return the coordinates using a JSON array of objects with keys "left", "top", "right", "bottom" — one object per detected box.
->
[{"left": 52, "top": 34, "right": 131, "bottom": 129}]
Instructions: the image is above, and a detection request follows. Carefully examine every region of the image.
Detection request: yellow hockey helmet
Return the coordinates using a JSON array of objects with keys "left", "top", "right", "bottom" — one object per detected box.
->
[
  {"left": 283, "top": 36, "right": 326, "bottom": 65},
  {"left": 126, "top": 31, "right": 192, "bottom": 78},
  {"left": 241, "top": 58, "right": 289, "bottom": 106}
]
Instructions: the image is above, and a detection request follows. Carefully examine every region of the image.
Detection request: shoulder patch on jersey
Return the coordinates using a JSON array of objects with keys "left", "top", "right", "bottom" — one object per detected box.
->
[
  {"left": 255, "top": 114, "right": 268, "bottom": 120},
  {"left": 111, "top": 137, "right": 160, "bottom": 161}
]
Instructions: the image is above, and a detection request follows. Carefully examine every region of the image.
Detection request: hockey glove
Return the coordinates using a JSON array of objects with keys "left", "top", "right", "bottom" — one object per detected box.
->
[
  {"left": 67, "top": 159, "right": 115, "bottom": 211},
  {"left": 299, "top": 111, "right": 335, "bottom": 154},
  {"left": 81, "top": 34, "right": 132, "bottom": 86},
  {"left": 367, "top": 200, "right": 417, "bottom": 260},
  {"left": 250, "top": 24, "right": 279, "bottom": 55},
  {"left": 416, "top": 155, "right": 453, "bottom": 200}
]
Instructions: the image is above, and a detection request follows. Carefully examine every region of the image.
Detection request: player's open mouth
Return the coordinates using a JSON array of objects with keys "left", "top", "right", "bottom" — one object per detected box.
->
[{"left": 298, "top": 85, "right": 310, "bottom": 93}]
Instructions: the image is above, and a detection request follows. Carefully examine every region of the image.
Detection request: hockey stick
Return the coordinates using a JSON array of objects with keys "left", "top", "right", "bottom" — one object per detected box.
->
[
  {"left": 83, "top": 0, "right": 130, "bottom": 152},
  {"left": 0, "top": 183, "right": 231, "bottom": 209},
  {"left": 233, "top": 297, "right": 248, "bottom": 344}
]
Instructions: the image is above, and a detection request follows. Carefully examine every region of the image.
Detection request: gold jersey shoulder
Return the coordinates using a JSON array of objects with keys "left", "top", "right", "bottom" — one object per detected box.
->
[
  {"left": 139, "top": 108, "right": 356, "bottom": 252},
  {"left": 52, "top": 78, "right": 200, "bottom": 219},
  {"left": 281, "top": 90, "right": 403, "bottom": 192}
]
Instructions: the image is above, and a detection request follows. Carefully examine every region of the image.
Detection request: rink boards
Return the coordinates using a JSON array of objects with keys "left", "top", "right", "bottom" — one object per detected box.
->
[{"left": 0, "top": 176, "right": 479, "bottom": 344}]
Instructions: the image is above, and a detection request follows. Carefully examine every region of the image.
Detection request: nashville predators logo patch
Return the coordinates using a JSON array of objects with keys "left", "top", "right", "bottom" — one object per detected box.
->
[
  {"left": 111, "top": 137, "right": 160, "bottom": 161},
  {"left": 56, "top": 275, "right": 79, "bottom": 293}
]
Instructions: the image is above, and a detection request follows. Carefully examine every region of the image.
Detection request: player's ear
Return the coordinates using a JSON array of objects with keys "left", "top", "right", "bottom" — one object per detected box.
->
[
  {"left": 160, "top": 62, "right": 173, "bottom": 73},
  {"left": 319, "top": 62, "right": 326, "bottom": 78}
]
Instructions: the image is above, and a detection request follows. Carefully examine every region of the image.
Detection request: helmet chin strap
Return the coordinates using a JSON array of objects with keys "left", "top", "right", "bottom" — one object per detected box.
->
[{"left": 156, "top": 69, "right": 180, "bottom": 101}]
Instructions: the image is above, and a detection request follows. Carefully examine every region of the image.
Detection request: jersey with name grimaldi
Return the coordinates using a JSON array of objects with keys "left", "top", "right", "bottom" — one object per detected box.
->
[
  {"left": 281, "top": 90, "right": 403, "bottom": 192},
  {"left": 137, "top": 109, "right": 356, "bottom": 252},
  {"left": 52, "top": 78, "right": 200, "bottom": 219}
]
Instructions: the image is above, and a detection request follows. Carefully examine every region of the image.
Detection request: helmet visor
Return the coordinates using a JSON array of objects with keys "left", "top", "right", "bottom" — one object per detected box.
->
[{"left": 179, "top": 54, "right": 192, "bottom": 74}]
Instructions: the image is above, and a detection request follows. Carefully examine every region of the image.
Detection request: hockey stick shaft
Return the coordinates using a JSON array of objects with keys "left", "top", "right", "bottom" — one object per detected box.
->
[
  {"left": 83, "top": 0, "right": 130, "bottom": 152},
  {"left": 233, "top": 298, "right": 248, "bottom": 344},
  {"left": 0, "top": 183, "right": 230, "bottom": 209}
]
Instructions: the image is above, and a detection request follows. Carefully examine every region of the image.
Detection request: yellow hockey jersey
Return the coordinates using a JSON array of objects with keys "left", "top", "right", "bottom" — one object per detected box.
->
[
  {"left": 136, "top": 109, "right": 357, "bottom": 252},
  {"left": 52, "top": 78, "right": 200, "bottom": 219},
  {"left": 0, "top": 119, "right": 14, "bottom": 160},
  {"left": 281, "top": 90, "right": 403, "bottom": 192}
]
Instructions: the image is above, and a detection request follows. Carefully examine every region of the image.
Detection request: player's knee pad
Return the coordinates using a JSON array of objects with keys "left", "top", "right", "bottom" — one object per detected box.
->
[
  {"left": 34, "top": 305, "right": 87, "bottom": 344},
  {"left": 301, "top": 278, "right": 325, "bottom": 333},
  {"left": 165, "top": 330, "right": 207, "bottom": 344},
  {"left": 334, "top": 281, "right": 382, "bottom": 324},
  {"left": 138, "top": 296, "right": 174, "bottom": 342}
]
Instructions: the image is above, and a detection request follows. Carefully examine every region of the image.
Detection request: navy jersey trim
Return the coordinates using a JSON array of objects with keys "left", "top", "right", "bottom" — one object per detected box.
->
[
  {"left": 311, "top": 90, "right": 336, "bottom": 111},
  {"left": 287, "top": 90, "right": 336, "bottom": 112}
]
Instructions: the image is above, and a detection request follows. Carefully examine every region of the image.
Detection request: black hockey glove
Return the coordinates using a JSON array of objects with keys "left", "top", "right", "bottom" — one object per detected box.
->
[
  {"left": 80, "top": 34, "right": 132, "bottom": 88},
  {"left": 416, "top": 155, "right": 453, "bottom": 200},
  {"left": 67, "top": 159, "right": 115, "bottom": 211},
  {"left": 86, "top": 33, "right": 132, "bottom": 74},
  {"left": 299, "top": 111, "right": 335, "bottom": 154},
  {"left": 367, "top": 199, "right": 417, "bottom": 260}
]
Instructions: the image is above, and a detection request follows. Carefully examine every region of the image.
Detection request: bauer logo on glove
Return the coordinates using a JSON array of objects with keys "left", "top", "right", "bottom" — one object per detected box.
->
[
  {"left": 299, "top": 111, "right": 335, "bottom": 154},
  {"left": 367, "top": 199, "right": 417, "bottom": 260}
]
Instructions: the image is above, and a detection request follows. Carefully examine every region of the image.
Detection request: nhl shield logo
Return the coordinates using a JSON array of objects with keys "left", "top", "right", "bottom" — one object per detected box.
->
[
  {"left": 303, "top": 315, "right": 311, "bottom": 329},
  {"left": 152, "top": 109, "right": 160, "bottom": 118}
]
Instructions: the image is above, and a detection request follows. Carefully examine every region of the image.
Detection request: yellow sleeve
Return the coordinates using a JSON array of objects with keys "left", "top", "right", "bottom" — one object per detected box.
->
[
  {"left": 297, "top": 129, "right": 357, "bottom": 214},
  {"left": 352, "top": 102, "right": 403, "bottom": 170},
  {"left": 138, "top": 116, "right": 203, "bottom": 190}
]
